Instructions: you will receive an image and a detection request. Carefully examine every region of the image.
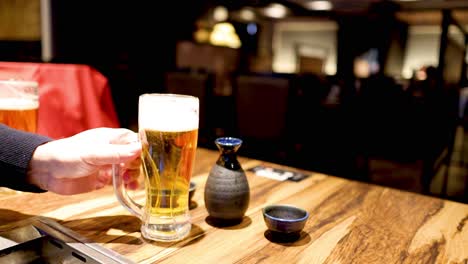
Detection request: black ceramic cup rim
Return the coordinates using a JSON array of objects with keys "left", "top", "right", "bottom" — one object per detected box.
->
[
  {"left": 263, "top": 204, "right": 309, "bottom": 222},
  {"left": 189, "top": 181, "right": 196, "bottom": 191},
  {"left": 215, "top": 137, "right": 242, "bottom": 146}
]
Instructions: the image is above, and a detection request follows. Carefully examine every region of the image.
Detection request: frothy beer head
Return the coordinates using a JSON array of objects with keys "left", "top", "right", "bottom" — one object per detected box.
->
[
  {"left": 0, "top": 80, "right": 39, "bottom": 110},
  {"left": 0, "top": 98, "right": 39, "bottom": 110},
  {"left": 139, "top": 94, "right": 199, "bottom": 132}
]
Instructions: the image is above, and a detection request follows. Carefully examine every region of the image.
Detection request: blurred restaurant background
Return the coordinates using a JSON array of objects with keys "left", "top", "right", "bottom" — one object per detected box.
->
[{"left": 1, "top": 0, "right": 467, "bottom": 202}]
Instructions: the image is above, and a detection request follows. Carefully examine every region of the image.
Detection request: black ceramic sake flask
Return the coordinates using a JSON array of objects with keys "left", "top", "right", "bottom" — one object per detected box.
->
[{"left": 204, "top": 137, "right": 250, "bottom": 225}]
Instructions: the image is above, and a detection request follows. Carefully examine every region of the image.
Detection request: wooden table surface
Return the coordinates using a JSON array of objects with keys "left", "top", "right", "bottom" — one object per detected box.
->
[{"left": 0, "top": 148, "right": 467, "bottom": 263}]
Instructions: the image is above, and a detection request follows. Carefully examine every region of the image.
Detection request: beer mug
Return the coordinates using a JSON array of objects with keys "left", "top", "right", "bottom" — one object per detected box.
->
[
  {"left": 0, "top": 80, "right": 39, "bottom": 133},
  {"left": 113, "top": 93, "right": 199, "bottom": 242}
]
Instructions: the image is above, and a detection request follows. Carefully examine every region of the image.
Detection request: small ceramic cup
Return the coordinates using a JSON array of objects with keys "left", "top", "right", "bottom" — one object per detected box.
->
[{"left": 262, "top": 204, "right": 309, "bottom": 235}]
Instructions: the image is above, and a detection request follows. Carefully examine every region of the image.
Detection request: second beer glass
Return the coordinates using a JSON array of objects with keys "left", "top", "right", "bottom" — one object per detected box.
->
[
  {"left": 0, "top": 80, "right": 39, "bottom": 133},
  {"left": 114, "top": 93, "right": 199, "bottom": 242}
]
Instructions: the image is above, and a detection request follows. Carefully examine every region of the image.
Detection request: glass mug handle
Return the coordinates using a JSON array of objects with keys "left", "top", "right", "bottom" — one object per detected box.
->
[{"left": 112, "top": 164, "right": 143, "bottom": 218}]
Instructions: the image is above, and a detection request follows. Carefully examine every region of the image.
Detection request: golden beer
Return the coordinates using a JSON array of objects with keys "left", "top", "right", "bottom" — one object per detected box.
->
[
  {"left": 0, "top": 98, "right": 38, "bottom": 133},
  {"left": 141, "top": 129, "right": 198, "bottom": 217}
]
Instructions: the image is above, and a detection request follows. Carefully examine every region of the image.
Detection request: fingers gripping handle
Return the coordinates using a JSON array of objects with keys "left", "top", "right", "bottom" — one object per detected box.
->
[{"left": 112, "top": 164, "right": 143, "bottom": 218}]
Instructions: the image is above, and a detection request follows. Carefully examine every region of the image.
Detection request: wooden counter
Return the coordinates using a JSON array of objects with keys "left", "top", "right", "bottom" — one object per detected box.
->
[{"left": 0, "top": 148, "right": 467, "bottom": 263}]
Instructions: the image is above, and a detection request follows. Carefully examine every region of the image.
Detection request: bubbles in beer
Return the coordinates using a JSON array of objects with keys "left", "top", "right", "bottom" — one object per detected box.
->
[{"left": 0, "top": 98, "right": 39, "bottom": 133}]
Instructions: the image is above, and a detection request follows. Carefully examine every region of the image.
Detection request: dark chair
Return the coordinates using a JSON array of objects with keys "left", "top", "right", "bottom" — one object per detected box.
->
[
  {"left": 232, "top": 74, "right": 293, "bottom": 164},
  {"left": 164, "top": 71, "right": 214, "bottom": 147},
  {"left": 289, "top": 73, "right": 360, "bottom": 177},
  {"left": 355, "top": 74, "right": 459, "bottom": 195}
]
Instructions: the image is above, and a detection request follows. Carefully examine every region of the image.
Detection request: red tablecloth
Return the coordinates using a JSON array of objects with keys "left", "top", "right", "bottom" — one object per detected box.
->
[{"left": 0, "top": 62, "right": 120, "bottom": 139}]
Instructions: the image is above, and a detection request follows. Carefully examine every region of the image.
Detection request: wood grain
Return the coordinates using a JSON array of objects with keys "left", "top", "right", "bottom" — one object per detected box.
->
[{"left": 0, "top": 148, "right": 467, "bottom": 263}]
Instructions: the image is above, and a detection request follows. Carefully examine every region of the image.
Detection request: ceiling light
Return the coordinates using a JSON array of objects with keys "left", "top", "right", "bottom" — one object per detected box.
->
[
  {"left": 209, "top": 22, "right": 241, "bottom": 49},
  {"left": 240, "top": 8, "right": 256, "bottom": 21},
  {"left": 247, "top": 23, "right": 257, "bottom": 35},
  {"left": 306, "top": 1, "right": 333, "bottom": 11},
  {"left": 263, "top": 3, "right": 288, "bottom": 19},
  {"left": 213, "top": 6, "right": 229, "bottom": 22}
]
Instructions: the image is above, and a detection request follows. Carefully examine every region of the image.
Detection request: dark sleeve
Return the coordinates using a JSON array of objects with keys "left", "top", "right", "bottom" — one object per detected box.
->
[{"left": 0, "top": 124, "right": 52, "bottom": 192}]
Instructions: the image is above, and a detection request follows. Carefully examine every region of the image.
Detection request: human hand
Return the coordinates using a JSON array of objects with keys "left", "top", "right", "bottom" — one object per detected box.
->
[{"left": 27, "top": 128, "right": 142, "bottom": 195}]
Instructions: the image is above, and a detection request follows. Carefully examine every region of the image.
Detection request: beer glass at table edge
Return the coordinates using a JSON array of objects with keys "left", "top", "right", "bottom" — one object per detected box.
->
[
  {"left": 113, "top": 93, "right": 199, "bottom": 242},
  {"left": 0, "top": 80, "right": 39, "bottom": 133}
]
